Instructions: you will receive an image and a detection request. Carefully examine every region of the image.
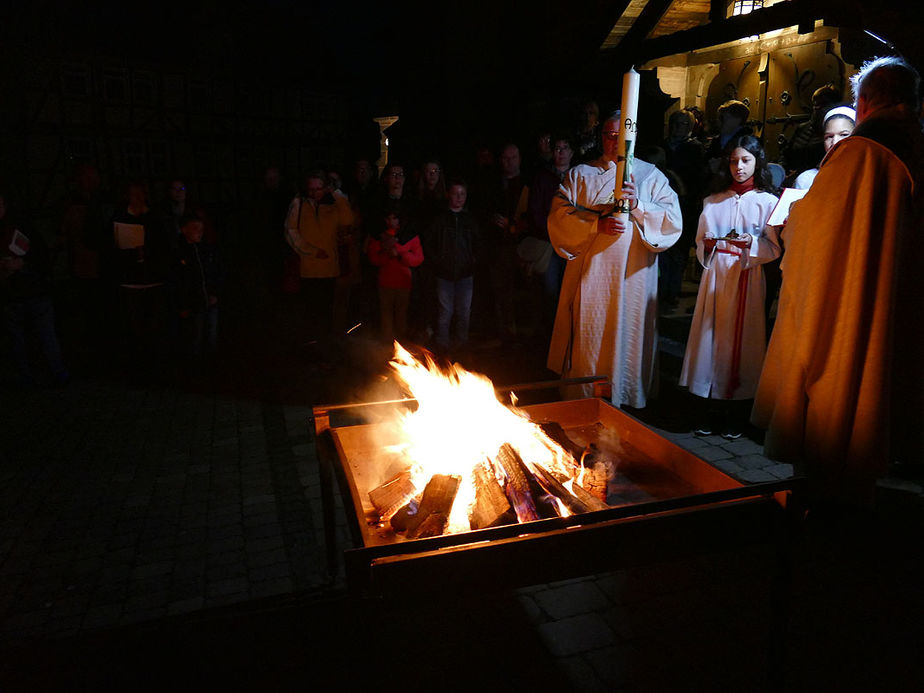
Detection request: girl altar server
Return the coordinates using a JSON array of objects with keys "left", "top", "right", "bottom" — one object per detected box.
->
[{"left": 680, "top": 135, "right": 781, "bottom": 439}]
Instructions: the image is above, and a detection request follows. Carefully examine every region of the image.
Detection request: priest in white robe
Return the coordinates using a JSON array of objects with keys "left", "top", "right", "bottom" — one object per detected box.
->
[{"left": 547, "top": 113, "right": 682, "bottom": 408}]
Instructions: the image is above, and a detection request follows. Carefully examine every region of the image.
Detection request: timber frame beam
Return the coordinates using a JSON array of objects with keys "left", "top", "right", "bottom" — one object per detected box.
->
[{"left": 599, "top": 0, "right": 837, "bottom": 71}]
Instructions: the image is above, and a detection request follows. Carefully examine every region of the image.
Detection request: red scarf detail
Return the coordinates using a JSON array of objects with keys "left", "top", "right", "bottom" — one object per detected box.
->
[{"left": 730, "top": 177, "right": 755, "bottom": 195}]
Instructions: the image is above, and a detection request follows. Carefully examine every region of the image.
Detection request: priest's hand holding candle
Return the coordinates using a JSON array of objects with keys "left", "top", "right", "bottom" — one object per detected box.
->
[{"left": 598, "top": 176, "right": 638, "bottom": 235}]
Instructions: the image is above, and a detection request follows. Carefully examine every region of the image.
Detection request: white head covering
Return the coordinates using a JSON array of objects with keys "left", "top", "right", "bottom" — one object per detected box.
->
[{"left": 824, "top": 105, "right": 857, "bottom": 124}]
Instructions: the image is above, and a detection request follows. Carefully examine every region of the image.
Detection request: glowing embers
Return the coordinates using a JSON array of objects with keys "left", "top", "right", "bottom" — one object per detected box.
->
[{"left": 367, "top": 344, "right": 611, "bottom": 537}]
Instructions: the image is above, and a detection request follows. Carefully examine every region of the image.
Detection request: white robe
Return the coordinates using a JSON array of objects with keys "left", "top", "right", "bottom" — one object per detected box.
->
[
  {"left": 547, "top": 158, "right": 682, "bottom": 408},
  {"left": 679, "top": 189, "right": 781, "bottom": 400}
]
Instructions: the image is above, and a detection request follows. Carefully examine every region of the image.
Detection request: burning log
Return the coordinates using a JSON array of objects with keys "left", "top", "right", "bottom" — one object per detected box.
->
[
  {"left": 538, "top": 422, "right": 585, "bottom": 461},
  {"left": 494, "top": 444, "right": 561, "bottom": 521},
  {"left": 531, "top": 465, "right": 591, "bottom": 515},
  {"left": 389, "top": 498, "right": 419, "bottom": 532},
  {"left": 469, "top": 462, "right": 516, "bottom": 530},
  {"left": 404, "top": 474, "right": 461, "bottom": 538},
  {"left": 494, "top": 443, "right": 541, "bottom": 522},
  {"left": 411, "top": 513, "right": 449, "bottom": 539},
  {"left": 539, "top": 421, "right": 599, "bottom": 468},
  {"left": 569, "top": 478, "right": 610, "bottom": 512},
  {"left": 580, "top": 463, "right": 610, "bottom": 503},
  {"left": 369, "top": 470, "right": 416, "bottom": 519}
]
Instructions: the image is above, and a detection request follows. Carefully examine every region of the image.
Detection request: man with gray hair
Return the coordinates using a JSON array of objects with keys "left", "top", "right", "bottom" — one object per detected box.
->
[{"left": 752, "top": 56, "right": 924, "bottom": 507}]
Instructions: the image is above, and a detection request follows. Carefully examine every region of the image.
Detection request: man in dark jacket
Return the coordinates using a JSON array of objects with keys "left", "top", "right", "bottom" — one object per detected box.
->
[
  {"left": 472, "top": 143, "right": 528, "bottom": 342},
  {"left": 168, "top": 215, "right": 222, "bottom": 356},
  {"left": 423, "top": 179, "right": 479, "bottom": 352}
]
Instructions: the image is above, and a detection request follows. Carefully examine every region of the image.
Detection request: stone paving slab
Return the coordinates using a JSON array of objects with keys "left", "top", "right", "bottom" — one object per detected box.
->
[
  {"left": 0, "top": 379, "right": 334, "bottom": 650},
  {"left": 537, "top": 612, "right": 619, "bottom": 657},
  {"left": 528, "top": 580, "right": 612, "bottom": 620}
]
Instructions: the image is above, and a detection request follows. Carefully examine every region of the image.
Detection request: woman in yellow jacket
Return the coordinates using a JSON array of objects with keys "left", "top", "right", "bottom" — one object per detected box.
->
[{"left": 285, "top": 170, "right": 353, "bottom": 339}]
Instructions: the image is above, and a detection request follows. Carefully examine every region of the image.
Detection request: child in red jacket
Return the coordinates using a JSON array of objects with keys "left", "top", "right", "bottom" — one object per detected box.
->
[{"left": 366, "top": 210, "right": 423, "bottom": 343}]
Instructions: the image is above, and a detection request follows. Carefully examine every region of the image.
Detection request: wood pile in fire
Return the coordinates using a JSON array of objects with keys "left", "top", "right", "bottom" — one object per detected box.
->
[{"left": 369, "top": 422, "right": 612, "bottom": 538}]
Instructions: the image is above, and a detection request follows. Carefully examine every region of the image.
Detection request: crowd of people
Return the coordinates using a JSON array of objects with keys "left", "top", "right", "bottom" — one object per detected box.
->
[
  {"left": 265, "top": 133, "right": 585, "bottom": 357},
  {"left": 2, "top": 56, "right": 920, "bottom": 510},
  {"left": 1, "top": 171, "right": 223, "bottom": 386}
]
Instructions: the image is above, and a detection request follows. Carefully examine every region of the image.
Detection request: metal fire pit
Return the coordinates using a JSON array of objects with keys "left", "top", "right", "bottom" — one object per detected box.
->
[{"left": 311, "top": 378, "right": 802, "bottom": 597}]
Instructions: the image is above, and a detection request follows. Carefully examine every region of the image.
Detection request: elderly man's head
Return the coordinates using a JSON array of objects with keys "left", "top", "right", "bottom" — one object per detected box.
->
[
  {"left": 851, "top": 56, "right": 922, "bottom": 122},
  {"left": 304, "top": 172, "right": 327, "bottom": 202},
  {"left": 601, "top": 112, "right": 622, "bottom": 161}
]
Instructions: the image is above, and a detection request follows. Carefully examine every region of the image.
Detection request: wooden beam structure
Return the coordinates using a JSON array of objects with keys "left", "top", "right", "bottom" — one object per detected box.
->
[
  {"left": 588, "top": 0, "right": 637, "bottom": 53},
  {"left": 618, "top": 0, "right": 679, "bottom": 57},
  {"left": 600, "top": 0, "right": 834, "bottom": 69}
]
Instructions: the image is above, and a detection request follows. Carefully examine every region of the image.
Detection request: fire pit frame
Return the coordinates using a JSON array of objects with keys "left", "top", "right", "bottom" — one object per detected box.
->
[{"left": 310, "top": 377, "right": 804, "bottom": 598}]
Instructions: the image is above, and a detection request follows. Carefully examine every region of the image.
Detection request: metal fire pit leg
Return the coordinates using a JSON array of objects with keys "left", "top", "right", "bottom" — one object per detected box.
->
[
  {"left": 311, "top": 407, "right": 341, "bottom": 580},
  {"left": 767, "top": 487, "right": 807, "bottom": 691}
]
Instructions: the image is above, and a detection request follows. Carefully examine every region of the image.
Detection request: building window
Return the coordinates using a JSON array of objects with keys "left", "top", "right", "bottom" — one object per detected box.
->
[
  {"left": 65, "top": 137, "right": 94, "bottom": 163},
  {"left": 103, "top": 69, "right": 128, "bottom": 102},
  {"left": 189, "top": 82, "right": 210, "bottom": 112},
  {"left": 133, "top": 72, "right": 155, "bottom": 106},
  {"left": 732, "top": 0, "right": 763, "bottom": 15},
  {"left": 193, "top": 143, "right": 215, "bottom": 177},
  {"left": 148, "top": 141, "right": 169, "bottom": 177},
  {"left": 61, "top": 66, "right": 90, "bottom": 98},
  {"left": 164, "top": 75, "right": 186, "bottom": 109},
  {"left": 121, "top": 139, "right": 146, "bottom": 176}
]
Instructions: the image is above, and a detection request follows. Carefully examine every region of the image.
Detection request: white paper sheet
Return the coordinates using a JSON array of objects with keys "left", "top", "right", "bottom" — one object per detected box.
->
[
  {"left": 8, "top": 229, "right": 30, "bottom": 256},
  {"left": 114, "top": 222, "right": 145, "bottom": 250},
  {"left": 767, "top": 187, "right": 807, "bottom": 226}
]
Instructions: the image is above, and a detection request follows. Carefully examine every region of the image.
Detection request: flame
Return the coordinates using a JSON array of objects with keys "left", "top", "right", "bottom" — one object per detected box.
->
[{"left": 387, "top": 343, "right": 583, "bottom": 533}]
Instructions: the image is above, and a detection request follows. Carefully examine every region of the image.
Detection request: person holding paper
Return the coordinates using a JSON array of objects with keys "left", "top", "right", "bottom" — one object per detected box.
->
[
  {"left": 547, "top": 112, "right": 682, "bottom": 409},
  {"left": 679, "top": 136, "right": 780, "bottom": 439},
  {"left": 110, "top": 181, "right": 170, "bottom": 370},
  {"left": 753, "top": 56, "right": 924, "bottom": 506},
  {"left": 0, "top": 193, "right": 69, "bottom": 387}
]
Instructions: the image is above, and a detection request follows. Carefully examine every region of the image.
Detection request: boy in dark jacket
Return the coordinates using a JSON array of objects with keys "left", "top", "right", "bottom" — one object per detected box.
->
[
  {"left": 168, "top": 214, "right": 222, "bottom": 356},
  {"left": 422, "top": 179, "right": 479, "bottom": 352}
]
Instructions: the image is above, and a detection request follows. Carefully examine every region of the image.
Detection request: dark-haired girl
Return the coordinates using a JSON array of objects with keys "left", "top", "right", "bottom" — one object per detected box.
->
[{"left": 679, "top": 135, "right": 781, "bottom": 439}]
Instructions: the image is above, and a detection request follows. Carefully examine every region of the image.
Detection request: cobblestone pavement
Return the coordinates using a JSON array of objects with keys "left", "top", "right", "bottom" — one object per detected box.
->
[{"left": 1, "top": 274, "right": 922, "bottom": 692}]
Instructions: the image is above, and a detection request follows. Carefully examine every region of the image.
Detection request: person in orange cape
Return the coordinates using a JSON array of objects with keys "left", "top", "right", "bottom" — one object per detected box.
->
[{"left": 752, "top": 56, "right": 924, "bottom": 506}]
